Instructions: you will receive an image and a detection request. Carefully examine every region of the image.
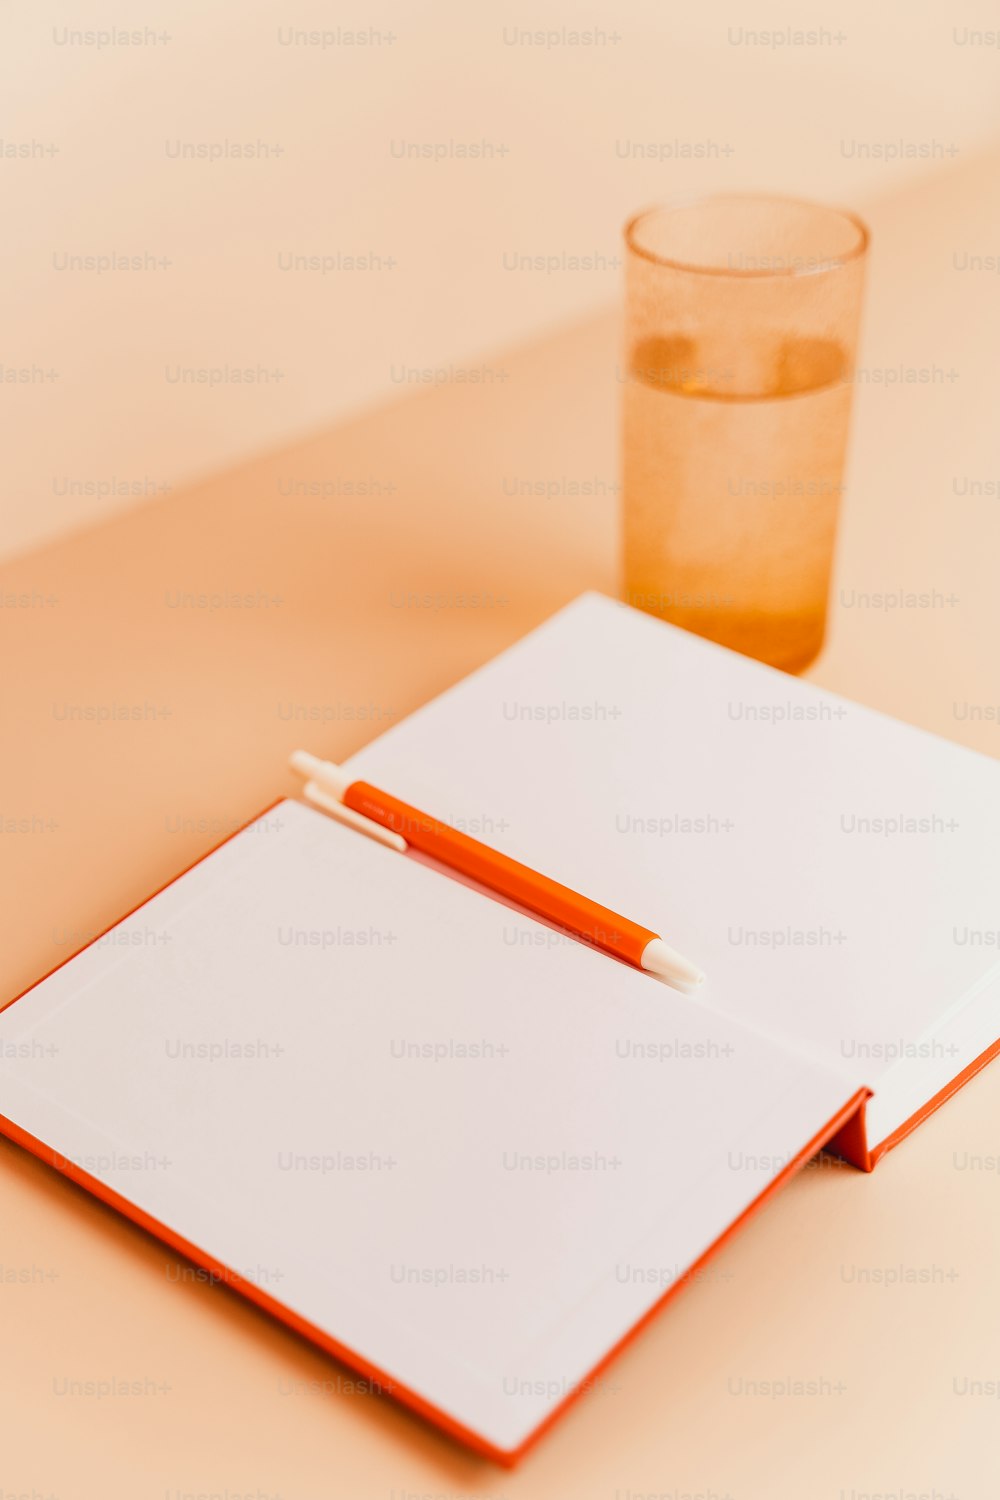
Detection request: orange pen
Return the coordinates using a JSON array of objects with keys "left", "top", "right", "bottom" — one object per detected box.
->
[{"left": 290, "top": 749, "right": 704, "bottom": 990}]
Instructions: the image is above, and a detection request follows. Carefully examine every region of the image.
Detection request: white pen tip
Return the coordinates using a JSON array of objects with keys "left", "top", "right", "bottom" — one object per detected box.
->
[{"left": 640, "top": 938, "right": 706, "bottom": 991}]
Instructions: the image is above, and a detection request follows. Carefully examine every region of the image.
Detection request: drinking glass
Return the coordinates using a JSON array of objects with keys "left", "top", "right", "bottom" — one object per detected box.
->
[{"left": 622, "top": 194, "right": 869, "bottom": 671}]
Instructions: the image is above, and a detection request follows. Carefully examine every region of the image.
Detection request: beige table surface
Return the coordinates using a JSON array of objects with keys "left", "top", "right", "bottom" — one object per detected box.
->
[{"left": 2, "top": 153, "right": 1000, "bottom": 1497}]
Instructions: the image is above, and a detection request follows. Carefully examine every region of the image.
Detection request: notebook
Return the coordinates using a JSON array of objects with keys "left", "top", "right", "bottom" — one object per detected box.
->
[{"left": 1, "top": 592, "right": 998, "bottom": 1464}]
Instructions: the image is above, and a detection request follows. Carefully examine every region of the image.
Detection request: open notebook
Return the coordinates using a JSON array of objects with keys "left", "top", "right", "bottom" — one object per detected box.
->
[{"left": 1, "top": 592, "right": 999, "bottom": 1463}]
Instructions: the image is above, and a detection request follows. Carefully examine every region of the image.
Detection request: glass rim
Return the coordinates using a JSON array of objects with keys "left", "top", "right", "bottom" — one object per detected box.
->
[{"left": 624, "top": 192, "right": 870, "bottom": 280}]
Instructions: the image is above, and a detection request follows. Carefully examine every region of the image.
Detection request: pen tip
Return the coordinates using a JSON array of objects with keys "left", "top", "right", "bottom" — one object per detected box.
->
[{"left": 640, "top": 938, "right": 706, "bottom": 991}]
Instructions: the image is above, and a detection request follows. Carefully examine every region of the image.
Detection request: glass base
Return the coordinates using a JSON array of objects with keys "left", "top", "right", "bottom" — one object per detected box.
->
[{"left": 626, "top": 597, "right": 827, "bottom": 675}]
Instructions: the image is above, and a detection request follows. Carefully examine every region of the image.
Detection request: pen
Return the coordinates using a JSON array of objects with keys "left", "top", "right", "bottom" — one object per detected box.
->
[{"left": 290, "top": 749, "right": 705, "bottom": 991}]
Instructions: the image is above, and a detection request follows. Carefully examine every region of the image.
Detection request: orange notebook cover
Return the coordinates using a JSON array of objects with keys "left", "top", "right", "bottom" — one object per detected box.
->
[{"left": 2, "top": 594, "right": 998, "bottom": 1462}]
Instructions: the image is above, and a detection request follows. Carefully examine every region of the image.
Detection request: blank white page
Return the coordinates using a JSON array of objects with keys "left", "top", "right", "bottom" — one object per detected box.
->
[
  {"left": 0, "top": 799, "right": 854, "bottom": 1456},
  {"left": 346, "top": 592, "right": 1000, "bottom": 1151}
]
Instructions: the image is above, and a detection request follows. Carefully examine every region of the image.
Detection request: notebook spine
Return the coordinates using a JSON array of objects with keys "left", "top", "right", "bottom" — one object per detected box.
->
[{"left": 827, "top": 1091, "right": 874, "bottom": 1171}]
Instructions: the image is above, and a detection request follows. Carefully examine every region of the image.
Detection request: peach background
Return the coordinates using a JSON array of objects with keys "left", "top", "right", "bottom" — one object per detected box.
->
[
  {"left": 4, "top": 5, "right": 1000, "bottom": 1497},
  {"left": 3, "top": 0, "right": 1000, "bottom": 557}
]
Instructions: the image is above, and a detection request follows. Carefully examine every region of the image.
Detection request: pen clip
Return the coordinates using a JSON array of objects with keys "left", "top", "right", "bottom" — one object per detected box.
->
[{"left": 302, "top": 779, "right": 408, "bottom": 853}]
